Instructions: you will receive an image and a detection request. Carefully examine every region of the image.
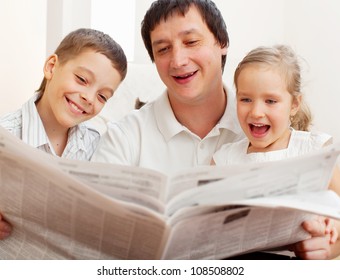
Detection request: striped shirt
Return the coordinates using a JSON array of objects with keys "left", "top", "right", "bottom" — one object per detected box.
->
[{"left": 0, "top": 94, "right": 100, "bottom": 160}]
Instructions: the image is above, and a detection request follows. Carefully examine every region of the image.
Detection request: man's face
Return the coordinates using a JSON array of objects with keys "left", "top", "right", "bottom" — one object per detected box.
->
[{"left": 150, "top": 6, "right": 227, "bottom": 106}]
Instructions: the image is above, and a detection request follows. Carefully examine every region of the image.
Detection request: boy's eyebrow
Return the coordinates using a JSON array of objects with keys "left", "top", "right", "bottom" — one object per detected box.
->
[{"left": 77, "top": 66, "right": 95, "bottom": 78}]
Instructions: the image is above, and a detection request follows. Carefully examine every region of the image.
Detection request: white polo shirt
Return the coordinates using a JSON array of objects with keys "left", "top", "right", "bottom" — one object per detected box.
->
[
  {"left": 0, "top": 94, "right": 100, "bottom": 160},
  {"left": 92, "top": 88, "right": 244, "bottom": 174}
]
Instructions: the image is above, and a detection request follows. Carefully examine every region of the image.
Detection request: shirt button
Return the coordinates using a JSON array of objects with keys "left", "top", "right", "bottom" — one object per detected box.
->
[{"left": 200, "top": 143, "right": 205, "bottom": 149}]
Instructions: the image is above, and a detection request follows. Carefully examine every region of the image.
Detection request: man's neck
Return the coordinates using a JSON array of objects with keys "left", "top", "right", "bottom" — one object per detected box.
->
[{"left": 169, "top": 89, "right": 227, "bottom": 139}]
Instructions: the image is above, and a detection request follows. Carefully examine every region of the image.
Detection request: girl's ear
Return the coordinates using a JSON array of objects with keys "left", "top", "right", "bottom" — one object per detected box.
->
[
  {"left": 290, "top": 95, "right": 302, "bottom": 116},
  {"left": 43, "top": 54, "right": 58, "bottom": 80}
]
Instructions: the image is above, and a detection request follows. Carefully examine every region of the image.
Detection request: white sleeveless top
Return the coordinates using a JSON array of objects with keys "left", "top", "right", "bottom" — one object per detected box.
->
[{"left": 213, "top": 129, "right": 332, "bottom": 165}]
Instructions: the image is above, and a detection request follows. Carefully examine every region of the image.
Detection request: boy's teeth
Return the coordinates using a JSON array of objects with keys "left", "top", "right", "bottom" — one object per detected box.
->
[{"left": 70, "top": 102, "right": 83, "bottom": 113}]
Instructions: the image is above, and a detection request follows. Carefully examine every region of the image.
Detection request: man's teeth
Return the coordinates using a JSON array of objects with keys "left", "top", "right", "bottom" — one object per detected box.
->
[{"left": 176, "top": 72, "right": 194, "bottom": 78}]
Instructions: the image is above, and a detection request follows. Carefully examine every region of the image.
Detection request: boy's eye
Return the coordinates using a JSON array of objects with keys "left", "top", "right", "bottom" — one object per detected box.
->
[
  {"left": 76, "top": 74, "right": 87, "bottom": 84},
  {"left": 98, "top": 94, "right": 107, "bottom": 103}
]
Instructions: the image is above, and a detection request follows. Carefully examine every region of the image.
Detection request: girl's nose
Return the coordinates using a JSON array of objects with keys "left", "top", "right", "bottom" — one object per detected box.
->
[{"left": 250, "top": 103, "right": 265, "bottom": 118}]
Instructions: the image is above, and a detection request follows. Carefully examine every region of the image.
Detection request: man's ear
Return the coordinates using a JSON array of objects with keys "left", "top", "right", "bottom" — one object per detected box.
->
[
  {"left": 43, "top": 54, "right": 58, "bottom": 80},
  {"left": 290, "top": 95, "right": 302, "bottom": 116},
  {"left": 221, "top": 45, "right": 228, "bottom": 56}
]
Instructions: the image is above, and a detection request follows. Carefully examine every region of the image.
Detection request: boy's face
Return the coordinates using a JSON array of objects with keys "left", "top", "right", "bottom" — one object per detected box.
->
[
  {"left": 38, "top": 50, "right": 121, "bottom": 129},
  {"left": 150, "top": 6, "right": 227, "bottom": 106}
]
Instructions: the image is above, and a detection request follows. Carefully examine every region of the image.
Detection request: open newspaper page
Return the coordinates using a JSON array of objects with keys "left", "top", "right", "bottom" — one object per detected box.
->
[
  {"left": 160, "top": 144, "right": 340, "bottom": 259},
  {"left": 163, "top": 190, "right": 340, "bottom": 259},
  {"left": 1, "top": 126, "right": 340, "bottom": 259},
  {"left": 165, "top": 143, "right": 340, "bottom": 215},
  {"left": 0, "top": 128, "right": 168, "bottom": 259}
]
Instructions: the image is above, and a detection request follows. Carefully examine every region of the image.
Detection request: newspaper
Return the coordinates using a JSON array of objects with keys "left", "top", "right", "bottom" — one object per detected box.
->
[{"left": 0, "top": 126, "right": 340, "bottom": 260}]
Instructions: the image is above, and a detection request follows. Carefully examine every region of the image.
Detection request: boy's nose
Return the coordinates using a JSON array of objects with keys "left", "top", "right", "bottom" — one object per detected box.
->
[{"left": 80, "top": 91, "right": 95, "bottom": 105}]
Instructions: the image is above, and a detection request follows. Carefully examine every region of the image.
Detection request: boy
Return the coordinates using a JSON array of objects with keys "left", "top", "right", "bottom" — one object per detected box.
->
[{"left": 0, "top": 28, "right": 127, "bottom": 239}]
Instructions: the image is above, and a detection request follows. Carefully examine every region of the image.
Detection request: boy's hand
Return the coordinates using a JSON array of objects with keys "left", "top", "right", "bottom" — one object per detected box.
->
[{"left": 0, "top": 213, "right": 12, "bottom": 240}]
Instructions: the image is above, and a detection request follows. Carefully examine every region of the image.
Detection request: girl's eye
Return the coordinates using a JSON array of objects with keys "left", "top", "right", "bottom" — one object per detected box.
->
[
  {"left": 98, "top": 94, "right": 107, "bottom": 103},
  {"left": 240, "top": 98, "right": 251, "bottom": 103},
  {"left": 266, "top": 99, "right": 277, "bottom": 104}
]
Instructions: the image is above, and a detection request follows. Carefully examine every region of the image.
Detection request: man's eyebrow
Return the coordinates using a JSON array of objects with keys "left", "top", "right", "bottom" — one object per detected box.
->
[{"left": 152, "top": 28, "right": 200, "bottom": 46}]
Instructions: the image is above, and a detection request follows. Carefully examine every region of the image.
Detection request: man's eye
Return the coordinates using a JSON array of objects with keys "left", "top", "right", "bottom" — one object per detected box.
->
[
  {"left": 186, "top": 40, "right": 198, "bottom": 46},
  {"left": 157, "top": 46, "right": 170, "bottom": 54}
]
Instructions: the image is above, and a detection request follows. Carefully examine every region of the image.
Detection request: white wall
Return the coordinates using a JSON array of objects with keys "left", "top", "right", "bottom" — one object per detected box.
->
[
  {"left": 0, "top": 0, "right": 339, "bottom": 142},
  {"left": 0, "top": 0, "right": 46, "bottom": 114},
  {"left": 283, "top": 0, "right": 340, "bottom": 142}
]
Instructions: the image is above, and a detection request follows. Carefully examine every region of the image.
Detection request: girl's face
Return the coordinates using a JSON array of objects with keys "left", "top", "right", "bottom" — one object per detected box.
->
[
  {"left": 236, "top": 64, "right": 300, "bottom": 153},
  {"left": 37, "top": 50, "right": 121, "bottom": 130}
]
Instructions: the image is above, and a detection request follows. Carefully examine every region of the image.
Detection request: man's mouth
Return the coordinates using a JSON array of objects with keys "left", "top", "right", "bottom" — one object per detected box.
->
[{"left": 174, "top": 71, "right": 197, "bottom": 80}]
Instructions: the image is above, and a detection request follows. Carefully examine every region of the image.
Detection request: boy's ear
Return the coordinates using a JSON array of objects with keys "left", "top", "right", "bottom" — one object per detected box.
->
[
  {"left": 290, "top": 95, "right": 302, "bottom": 116},
  {"left": 44, "top": 54, "right": 58, "bottom": 80}
]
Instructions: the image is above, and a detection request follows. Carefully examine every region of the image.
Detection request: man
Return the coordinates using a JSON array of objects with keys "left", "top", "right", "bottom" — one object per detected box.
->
[
  {"left": 92, "top": 0, "right": 340, "bottom": 259},
  {"left": 91, "top": 0, "right": 243, "bottom": 174},
  {"left": 3, "top": 0, "right": 339, "bottom": 259}
]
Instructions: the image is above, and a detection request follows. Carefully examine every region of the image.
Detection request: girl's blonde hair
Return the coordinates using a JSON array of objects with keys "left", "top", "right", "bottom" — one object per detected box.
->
[{"left": 234, "top": 45, "right": 312, "bottom": 131}]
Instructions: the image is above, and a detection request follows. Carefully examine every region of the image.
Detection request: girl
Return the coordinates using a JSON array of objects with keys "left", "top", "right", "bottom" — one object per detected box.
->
[{"left": 213, "top": 45, "right": 340, "bottom": 259}]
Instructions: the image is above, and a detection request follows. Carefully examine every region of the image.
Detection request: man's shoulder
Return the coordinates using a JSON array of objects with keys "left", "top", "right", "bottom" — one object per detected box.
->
[{"left": 111, "top": 96, "right": 161, "bottom": 127}]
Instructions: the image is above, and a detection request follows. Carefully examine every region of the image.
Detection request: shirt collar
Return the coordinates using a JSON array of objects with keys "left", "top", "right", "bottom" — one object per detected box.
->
[
  {"left": 67, "top": 121, "right": 94, "bottom": 154},
  {"left": 154, "top": 92, "right": 187, "bottom": 142},
  {"left": 21, "top": 94, "right": 49, "bottom": 148},
  {"left": 21, "top": 93, "right": 93, "bottom": 154},
  {"left": 215, "top": 86, "right": 243, "bottom": 135},
  {"left": 154, "top": 86, "right": 242, "bottom": 142}
]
